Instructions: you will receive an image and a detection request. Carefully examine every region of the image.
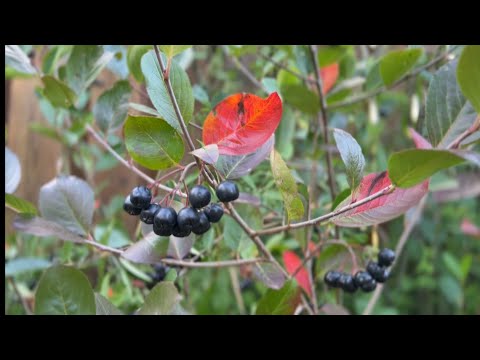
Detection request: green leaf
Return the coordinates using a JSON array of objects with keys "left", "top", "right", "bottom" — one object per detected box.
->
[
  {"left": 95, "top": 293, "right": 123, "bottom": 315},
  {"left": 127, "top": 45, "right": 151, "bottom": 83},
  {"left": 275, "top": 106, "right": 295, "bottom": 160},
  {"left": 124, "top": 115, "right": 185, "bottom": 170},
  {"left": 93, "top": 80, "right": 131, "bottom": 133},
  {"left": 5, "top": 45, "right": 37, "bottom": 74},
  {"left": 164, "top": 269, "right": 177, "bottom": 282},
  {"left": 128, "top": 102, "right": 161, "bottom": 117},
  {"left": 42, "top": 45, "right": 72, "bottom": 75},
  {"left": 256, "top": 279, "right": 300, "bottom": 315},
  {"left": 331, "top": 188, "right": 351, "bottom": 211},
  {"left": 318, "top": 45, "right": 350, "bottom": 67},
  {"left": 13, "top": 216, "right": 86, "bottom": 243},
  {"left": 278, "top": 69, "right": 319, "bottom": 114},
  {"left": 388, "top": 149, "right": 465, "bottom": 188},
  {"left": 252, "top": 262, "right": 286, "bottom": 290},
  {"left": 5, "top": 257, "right": 52, "bottom": 277},
  {"left": 223, "top": 204, "right": 261, "bottom": 252},
  {"left": 365, "top": 61, "right": 383, "bottom": 91},
  {"left": 270, "top": 149, "right": 305, "bottom": 221},
  {"left": 159, "top": 45, "right": 192, "bottom": 59},
  {"left": 138, "top": 282, "right": 179, "bottom": 315},
  {"left": 425, "top": 61, "right": 478, "bottom": 148},
  {"left": 5, "top": 146, "right": 21, "bottom": 194},
  {"left": 41, "top": 75, "right": 77, "bottom": 108},
  {"left": 457, "top": 45, "right": 480, "bottom": 113},
  {"left": 333, "top": 128, "right": 365, "bottom": 191},
  {"left": 460, "top": 255, "right": 473, "bottom": 283},
  {"left": 35, "top": 265, "right": 96, "bottom": 315},
  {"left": 439, "top": 275, "right": 462, "bottom": 307},
  {"left": 442, "top": 252, "right": 463, "bottom": 281},
  {"left": 122, "top": 231, "right": 170, "bottom": 264},
  {"left": 192, "top": 84, "right": 210, "bottom": 106},
  {"left": 379, "top": 48, "right": 423, "bottom": 86},
  {"left": 64, "top": 45, "right": 113, "bottom": 94},
  {"left": 141, "top": 50, "right": 194, "bottom": 132},
  {"left": 39, "top": 175, "right": 94, "bottom": 237},
  {"left": 5, "top": 193, "right": 37, "bottom": 215}
]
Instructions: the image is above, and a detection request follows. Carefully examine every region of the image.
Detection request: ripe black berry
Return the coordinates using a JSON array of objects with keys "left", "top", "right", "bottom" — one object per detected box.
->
[
  {"left": 172, "top": 223, "right": 192, "bottom": 238},
  {"left": 338, "top": 273, "right": 357, "bottom": 293},
  {"left": 374, "top": 267, "right": 390, "bottom": 283},
  {"left": 130, "top": 186, "right": 152, "bottom": 209},
  {"left": 123, "top": 195, "right": 142, "bottom": 215},
  {"left": 366, "top": 261, "right": 390, "bottom": 283},
  {"left": 378, "top": 248, "right": 395, "bottom": 267},
  {"left": 189, "top": 185, "right": 211, "bottom": 209},
  {"left": 177, "top": 207, "right": 200, "bottom": 231},
  {"left": 216, "top": 181, "right": 239, "bottom": 202},
  {"left": 153, "top": 207, "right": 177, "bottom": 236},
  {"left": 139, "top": 204, "right": 161, "bottom": 224},
  {"left": 204, "top": 203, "right": 224, "bottom": 223},
  {"left": 361, "top": 278, "right": 377, "bottom": 292},
  {"left": 324, "top": 270, "right": 342, "bottom": 287},
  {"left": 353, "top": 271, "right": 373, "bottom": 288},
  {"left": 192, "top": 211, "right": 211, "bottom": 235}
]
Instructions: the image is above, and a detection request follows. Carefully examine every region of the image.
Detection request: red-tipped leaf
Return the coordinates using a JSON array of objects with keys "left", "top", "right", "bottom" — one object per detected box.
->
[
  {"left": 282, "top": 250, "right": 312, "bottom": 297},
  {"left": 321, "top": 63, "right": 339, "bottom": 94},
  {"left": 202, "top": 92, "right": 282, "bottom": 156}
]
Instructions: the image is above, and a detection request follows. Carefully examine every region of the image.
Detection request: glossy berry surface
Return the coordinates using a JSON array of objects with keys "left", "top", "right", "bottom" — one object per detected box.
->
[
  {"left": 123, "top": 195, "right": 142, "bottom": 215},
  {"left": 130, "top": 186, "right": 152, "bottom": 209},
  {"left": 177, "top": 207, "right": 200, "bottom": 231},
  {"left": 361, "top": 278, "right": 377, "bottom": 292},
  {"left": 216, "top": 181, "right": 239, "bottom": 202},
  {"left": 353, "top": 271, "right": 373, "bottom": 288},
  {"left": 378, "top": 248, "right": 396, "bottom": 267},
  {"left": 338, "top": 273, "right": 357, "bottom": 293},
  {"left": 153, "top": 207, "right": 177, "bottom": 235},
  {"left": 140, "top": 204, "right": 161, "bottom": 224},
  {"left": 374, "top": 267, "right": 390, "bottom": 283},
  {"left": 189, "top": 185, "right": 211, "bottom": 209},
  {"left": 172, "top": 223, "right": 191, "bottom": 238},
  {"left": 192, "top": 211, "right": 211, "bottom": 235},
  {"left": 204, "top": 203, "right": 224, "bottom": 223},
  {"left": 324, "top": 270, "right": 342, "bottom": 287}
]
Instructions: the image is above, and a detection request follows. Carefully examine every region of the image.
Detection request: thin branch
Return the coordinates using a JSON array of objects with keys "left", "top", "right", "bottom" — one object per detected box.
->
[
  {"left": 362, "top": 195, "right": 427, "bottom": 315},
  {"left": 221, "top": 46, "right": 265, "bottom": 91},
  {"left": 84, "top": 238, "right": 124, "bottom": 255},
  {"left": 86, "top": 124, "right": 187, "bottom": 197},
  {"left": 160, "top": 257, "right": 266, "bottom": 268},
  {"left": 229, "top": 267, "right": 246, "bottom": 314},
  {"left": 328, "top": 46, "right": 459, "bottom": 110},
  {"left": 309, "top": 45, "right": 337, "bottom": 202},
  {"left": 153, "top": 46, "right": 216, "bottom": 186},
  {"left": 226, "top": 202, "right": 289, "bottom": 277},
  {"left": 258, "top": 52, "right": 315, "bottom": 84},
  {"left": 256, "top": 184, "right": 395, "bottom": 236},
  {"left": 446, "top": 115, "right": 480, "bottom": 149},
  {"left": 8, "top": 278, "right": 32, "bottom": 315}
]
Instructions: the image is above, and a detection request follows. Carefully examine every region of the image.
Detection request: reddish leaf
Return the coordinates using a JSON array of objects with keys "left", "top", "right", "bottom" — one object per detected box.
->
[
  {"left": 461, "top": 219, "right": 480, "bottom": 239},
  {"left": 202, "top": 92, "right": 282, "bottom": 156},
  {"left": 332, "top": 171, "right": 429, "bottom": 227},
  {"left": 408, "top": 127, "right": 432, "bottom": 149},
  {"left": 282, "top": 251, "right": 312, "bottom": 297},
  {"left": 321, "top": 63, "right": 339, "bottom": 94}
]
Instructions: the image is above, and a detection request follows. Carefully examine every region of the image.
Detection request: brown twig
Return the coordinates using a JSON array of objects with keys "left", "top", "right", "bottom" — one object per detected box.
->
[
  {"left": 256, "top": 184, "right": 395, "bottom": 236},
  {"left": 446, "top": 115, "right": 480, "bottom": 149},
  {"left": 258, "top": 52, "right": 315, "bottom": 84},
  {"left": 308, "top": 45, "right": 337, "bottom": 203},
  {"left": 221, "top": 46, "right": 265, "bottom": 91},
  {"left": 86, "top": 124, "right": 187, "bottom": 197},
  {"left": 8, "top": 278, "right": 33, "bottom": 315}
]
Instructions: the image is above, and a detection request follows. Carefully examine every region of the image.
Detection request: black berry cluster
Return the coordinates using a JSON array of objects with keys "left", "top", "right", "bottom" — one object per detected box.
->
[
  {"left": 324, "top": 248, "right": 396, "bottom": 293},
  {"left": 123, "top": 181, "right": 239, "bottom": 238}
]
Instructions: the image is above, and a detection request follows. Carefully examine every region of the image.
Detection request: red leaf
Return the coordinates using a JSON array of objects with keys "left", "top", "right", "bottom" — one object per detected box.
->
[
  {"left": 461, "top": 219, "right": 480, "bottom": 239},
  {"left": 408, "top": 127, "right": 432, "bottom": 149},
  {"left": 321, "top": 63, "right": 339, "bottom": 94},
  {"left": 202, "top": 92, "right": 283, "bottom": 156},
  {"left": 332, "top": 171, "right": 429, "bottom": 227},
  {"left": 282, "top": 250, "right": 312, "bottom": 297}
]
